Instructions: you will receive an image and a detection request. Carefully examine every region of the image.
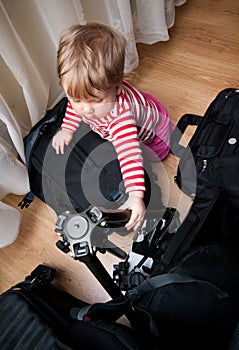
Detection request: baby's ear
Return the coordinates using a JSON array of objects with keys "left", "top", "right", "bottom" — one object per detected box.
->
[{"left": 116, "top": 84, "right": 122, "bottom": 95}]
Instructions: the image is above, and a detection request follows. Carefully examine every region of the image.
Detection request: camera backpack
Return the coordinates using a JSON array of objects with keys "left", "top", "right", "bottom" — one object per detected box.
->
[
  {"left": 91, "top": 243, "right": 239, "bottom": 350},
  {"left": 20, "top": 97, "right": 163, "bottom": 215},
  {"left": 154, "top": 88, "right": 239, "bottom": 270},
  {"left": 0, "top": 265, "right": 153, "bottom": 350}
]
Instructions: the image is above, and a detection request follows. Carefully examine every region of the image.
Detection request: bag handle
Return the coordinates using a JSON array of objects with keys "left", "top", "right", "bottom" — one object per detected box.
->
[
  {"left": 81, "top": 269, "right": 229, "bottom": 325},
  {"left": 170, "top": 114, "right": 203, "bottom": 157},
  {"left": 127, "top": 271, "right": 229, "bottom": 338},
  {"left": 127, "top": 272, "right": 229, "bottom": 303},
  {"left": 157, "top": 188, "right": 220, "bottom": 271}
]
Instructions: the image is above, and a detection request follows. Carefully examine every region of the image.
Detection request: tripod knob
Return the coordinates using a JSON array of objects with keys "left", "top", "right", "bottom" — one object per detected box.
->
[
  {"left": 56, "top": 240, "right": 70, "bottom": 253},
  {"left": 65, "top": 215, "right": 89, "bottom": 239}
]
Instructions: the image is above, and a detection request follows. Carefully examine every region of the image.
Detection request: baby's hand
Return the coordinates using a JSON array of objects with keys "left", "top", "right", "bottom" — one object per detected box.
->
[
  {"left": 52, "top": 128, "right": 73, "bottom": 154},
  {"left": 119, "top": 191, "right": 146, "bottom": 232}
]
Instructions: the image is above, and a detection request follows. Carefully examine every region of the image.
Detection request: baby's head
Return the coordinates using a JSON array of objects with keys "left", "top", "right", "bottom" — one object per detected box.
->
[{"left": 57, "top": 22, "right": 126, "bottom": 100}]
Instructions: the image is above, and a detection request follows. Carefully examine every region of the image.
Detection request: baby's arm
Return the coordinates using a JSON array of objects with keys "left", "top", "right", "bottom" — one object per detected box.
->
[
  {"left": 52, "top": 128, "right": 73, "bottom": 154},
  {"left": 110, "top": 116, "right": 146, "bottom": 231},
  {"left": 52, "top": 100, "right": 81, "bottom": 154}
]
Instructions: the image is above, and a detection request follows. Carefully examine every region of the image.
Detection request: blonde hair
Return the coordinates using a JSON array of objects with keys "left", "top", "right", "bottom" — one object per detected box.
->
[{"left": 57, "top": 22, "right": 126, "bottom": 99}]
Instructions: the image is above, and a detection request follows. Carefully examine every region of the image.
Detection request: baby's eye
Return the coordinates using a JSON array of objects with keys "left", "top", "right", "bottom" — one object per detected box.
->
[
  {"left": 94, "top": 99, "right": 103, "bottom": 103},
  {"left": 72, "top": 99, "right": 81, "bottom": 103}
]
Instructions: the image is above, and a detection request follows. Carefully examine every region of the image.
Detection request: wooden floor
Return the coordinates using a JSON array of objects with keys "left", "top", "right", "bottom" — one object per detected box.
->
[{"left": 1, "top": 0, "right": 239, "bottom": 308}]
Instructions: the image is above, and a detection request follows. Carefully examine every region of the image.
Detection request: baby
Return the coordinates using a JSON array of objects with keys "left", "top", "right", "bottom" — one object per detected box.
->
[{"left": 52, "top": 22, "right": 174, "bottom": 232}]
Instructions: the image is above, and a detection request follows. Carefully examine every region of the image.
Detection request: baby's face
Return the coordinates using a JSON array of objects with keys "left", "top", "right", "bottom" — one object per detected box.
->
[{"left": 63, "top": 83, "right": 121, "bottom": 119}]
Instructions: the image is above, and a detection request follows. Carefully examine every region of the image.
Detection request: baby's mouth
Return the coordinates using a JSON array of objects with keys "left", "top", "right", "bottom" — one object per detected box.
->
[{"left": 83, "top": 113, "right": 95, "bottom": 119}]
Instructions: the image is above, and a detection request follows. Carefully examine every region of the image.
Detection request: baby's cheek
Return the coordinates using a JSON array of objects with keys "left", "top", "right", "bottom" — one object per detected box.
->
[
  {"left": 105, "top": 102, "right": 115, "bottom": 114},
  {"left": 95, "top": 105, "right": 111, "bottom": 117}
]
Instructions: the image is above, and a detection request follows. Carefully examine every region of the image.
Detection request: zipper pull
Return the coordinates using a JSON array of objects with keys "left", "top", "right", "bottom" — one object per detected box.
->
[
  {"left": 201, "top": 159, "right": 207, "bottom": 172},
  {"left": 18, "top": 191, "right": 35, "bottom": 209},
  {"left": 225, "top": 89, "right": 239, "bottom": 99}
]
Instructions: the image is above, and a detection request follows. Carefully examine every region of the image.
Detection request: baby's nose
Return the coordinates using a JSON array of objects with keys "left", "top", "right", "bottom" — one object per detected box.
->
[{"left": 82, "top": 103, "right": 94, "bottom": 114}]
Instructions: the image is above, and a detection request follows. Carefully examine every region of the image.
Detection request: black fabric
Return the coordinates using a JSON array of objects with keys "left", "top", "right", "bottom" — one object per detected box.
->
[
  {"left": 67, "top": 319, "right": 151, "bottom": 350},
  {"left": 88, "top": 244, "right": 239, "bottom": 350},
  {"left": 24, "top": 97, "right": 126, "bottom": 214},
  {"left": 0, "top": 267, "right": 153, "bottom": 350},
  {"left": 156, "top": 88, "right": 239, "bottom": 270},
  {"left": 171, "top": 88, "right": 239, "bottom": 206},
  {"left": 229, "top": 321, "right": 239, "bottom": 350},
  {"left": 23, "top": 97, "right": 163, "bottom": 215},
  {"left": 150, "top": 245, "right": 239, "bottom": 349},
  {"left": 0, "top": 293, "right": 58, "bottom": 350}
]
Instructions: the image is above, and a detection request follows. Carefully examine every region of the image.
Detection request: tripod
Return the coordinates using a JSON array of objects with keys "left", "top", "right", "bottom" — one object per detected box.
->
[
  {"left": 55, "top": 206, "right": 179, "bottom": 299},
  {"left": 55, "top": 206, "right": 131, "bottom": 299}
]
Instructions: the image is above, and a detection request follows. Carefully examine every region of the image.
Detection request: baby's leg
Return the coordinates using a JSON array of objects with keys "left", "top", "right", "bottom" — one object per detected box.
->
[{"left": 141, "top": 92, "right": 175, "bottom": 160}]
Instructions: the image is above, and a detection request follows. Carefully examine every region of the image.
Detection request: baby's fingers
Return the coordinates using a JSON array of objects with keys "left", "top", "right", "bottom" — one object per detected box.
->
[
  {"left": 125, "top": 213, "right": 140, "bottom": 231},
  {"left": 133, "top": 218, "right": 144, "bottom": 232},
  {"left": 59, "top": 143, "right": 65, "bottom": 154},
  {"left": 52, "top": 139, "right": 59, "bottom": 155}
]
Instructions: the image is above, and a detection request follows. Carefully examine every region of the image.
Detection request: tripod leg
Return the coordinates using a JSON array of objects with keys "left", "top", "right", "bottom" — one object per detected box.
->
[
  {"left": 79, "top": 253, "right": 123, "bottom": 299},
  {"left": 79, "top": 253, "right": 136, "bottom": 324}
]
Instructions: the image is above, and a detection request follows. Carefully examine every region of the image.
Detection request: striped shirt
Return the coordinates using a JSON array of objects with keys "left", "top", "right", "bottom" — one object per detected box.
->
[{"left": 62, "top": 81, "right": 168, "bottom": 193}]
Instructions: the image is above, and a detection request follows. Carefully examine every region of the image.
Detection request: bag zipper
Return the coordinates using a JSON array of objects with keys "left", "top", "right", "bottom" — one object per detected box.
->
[{"left": 201, "top": 159, "right": 207, "bottom": 172}]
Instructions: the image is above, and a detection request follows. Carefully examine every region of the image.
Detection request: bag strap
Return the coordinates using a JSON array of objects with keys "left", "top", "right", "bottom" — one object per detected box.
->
[
  {"left": 76, "top": 296, "right": 132, "bottom": 323},
  {"left": 82, "top": 271, "right": 229, "bottom": 325},
  {"left": 155, "top": 187, "right": 220, "bottom": 272},
  {"left": 127, "top": 272, "right": 229, "bottom": 303},
  {"left": 18, "top": 191, "right": 35, "bottom": 209},
  {"left": 170, "top": 114, "right": 203, "bottom": 157},
  {"left": 171, "top": 89, "right": 239, "bottom": 159},
  {"left": 128, "top": 272, "right": 229, "bottom": 338}
]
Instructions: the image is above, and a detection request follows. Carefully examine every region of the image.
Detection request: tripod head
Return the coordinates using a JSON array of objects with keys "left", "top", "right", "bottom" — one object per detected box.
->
[
  {"left": 55, "top": 206, "right": 133, "bottom": 299},
  {"left": 55, "top": 206, "right": 131, "bottom": 259}
]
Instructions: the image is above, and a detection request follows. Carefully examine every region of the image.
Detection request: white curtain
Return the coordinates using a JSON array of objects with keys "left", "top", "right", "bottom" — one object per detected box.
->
[{"left": 0, "top": 0, "right": 186, "bottom": 247}]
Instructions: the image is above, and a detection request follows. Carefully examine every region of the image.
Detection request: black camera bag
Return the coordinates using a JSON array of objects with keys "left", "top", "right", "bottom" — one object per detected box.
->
[
  {"left": 0, "top": 265, "right": 153, "bottom": 350},
  {"left": 171, "top": 88, "right": 239, "bottom": 202},
  {"left": 20, "top": 97, "right": 163, "bottom": 215},
  {"left": 152, "top": 88, "right": 239, "bottom": 271},
  {"left": 85, "top": 244, "right": 239, "bottom": 350},
  {"left": 127, "top": 244, "right": 239, "bottom": 350}
]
